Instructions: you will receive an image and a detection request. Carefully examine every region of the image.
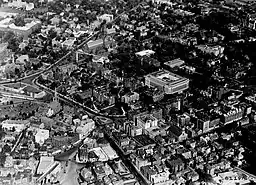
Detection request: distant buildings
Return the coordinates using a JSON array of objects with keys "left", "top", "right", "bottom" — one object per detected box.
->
[
  {"left": 0, "top": 18, "right": 41, "bottom": 39},
  {"left": 145, "top": 70, "right": 189, "bottom": 94},
  {"left": 196, "top": 45, "right": 224, "bottom": 57}
]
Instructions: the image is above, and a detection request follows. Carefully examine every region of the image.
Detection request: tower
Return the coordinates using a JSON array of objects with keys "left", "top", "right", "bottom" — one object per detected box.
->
[{"left": 53, "top": 88, "right": 58, "bottom": 102}]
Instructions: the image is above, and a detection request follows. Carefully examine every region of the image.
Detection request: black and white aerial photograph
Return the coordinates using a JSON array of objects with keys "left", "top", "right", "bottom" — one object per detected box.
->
[{"left": 0, "top": 0, "right": 256, "bottom": 184}]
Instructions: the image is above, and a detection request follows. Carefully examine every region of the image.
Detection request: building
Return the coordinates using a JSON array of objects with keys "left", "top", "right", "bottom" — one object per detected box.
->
[
  {"left": 101, "top": 145, "right": 118, "bottom": 161},
  {"left": 141, "top": 164, "right": 172, "bottom": 185},
  {"left": 50, "top": 133, "right": 79, "bottom": 148},
  {"left": 35, "top": 129, "right": 49, "bottom": 145},
  {"left": 97, "top": 14, "right": 114, "bottom": 23},
  {"left": 90, "top": 147, "right": 108, "bottom": 162},
  {"left": 219, "top": 104, "right": 244, "bottom": 125},
  {"left": 196, "top": 45, "right": 224, "bottom": 57},
  {"left": 125, "top": 122, "right": 143, "bottom": 137},
  {"left": 0, "top": 18, "right": 41, "bottom": 39},
  {"left": 93, "top": 86, "right": 115, "bottom": 105},
  {"left": 177, "top": 113, "right": 190, "bottom": 127},
  {"left": 135, "top": 50, "right": 155, "bottom": 57},
  {"left": 168, "top": 125, "right": 188, "bottom": 142},
  {"left": 1, "top": 120, "right": 28, "bottom": 132},
  {"left": 76, "top": 118, "right": 95, "bottom": 136},
  {"left": 136, "top": 114, "right": 158, "bottom": 130},
  {"left": 121, "top": 92, "right": 140, "bottom": 104},
  {"left": 145, "top": 70, "right": 189, "bottom": 94},
  {"left": 196, "top": 112, "right": 210, "bottom": 133},
  {"left": 144, "top": 87, "right": 165, "bottom": 102},
  {"left": 164, "top": 58, "right": 185, "bottom": 69},
  {"left": 166, "top": 156, "right": 185, "bottom": 173},
  {"left": 6, "top": 0, "right": 34, "bottom": 10}
]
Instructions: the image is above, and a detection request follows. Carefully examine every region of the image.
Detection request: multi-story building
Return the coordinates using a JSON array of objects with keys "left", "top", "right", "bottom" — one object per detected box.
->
[
  {"left": 125, "top": 121, "right": 143, "bottom": 137},
  {"left": 177, "top": 113, "right": 190, "bottom": 127},
  {"left": 76, "top": 118, "right": 95, "bottom": 136},
  {"left": 145, "top": 70, "right": 189, "bottom": 94},
  {"left": 168, "top": 125, "right": 188, "bottom": 142},
  {"left": 136, "top": 114, "right": 158, "bottom": 130},
  {"left": 196, "top": 45, "right": 224, "bottom": 57},
  {"left": 144, "top": 87, "right": 165, "bottom": 102},
  {"left": 93, "top": 85, "right": 115, "bottom": 105},
  {"left": 196, "top": 112, "right": 210, "bottom": 133},
  {"left": 121, "top": 92, "right": 140, "bottom": 104},
  {"left": 164, "top": 58, "right": 185, "bottom": 69},
  {"left": 141, "top": 164, "right": 172, "bottom": 185},
  {"left": 219, "top": 104, "right": 244, "bottom": 125},
  {"left": 166, "top": 156, "right": 185, "bottom": 173}
]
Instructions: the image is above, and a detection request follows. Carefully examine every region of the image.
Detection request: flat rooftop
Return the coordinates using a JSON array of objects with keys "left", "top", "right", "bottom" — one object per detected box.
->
[
  {"left": 146, "top": 70, "right": 188, "bottom": 85},
  {"left": 164, "top": 58, "right": 185, "bottom": 67},
  {"left": 135, "top": 50, "right": 155, "bottom": 57}
]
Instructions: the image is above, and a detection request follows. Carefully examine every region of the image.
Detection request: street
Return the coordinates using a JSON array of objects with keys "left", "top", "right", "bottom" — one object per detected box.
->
[{"left": 60, "top": 161, "right": 84, "bottom": 185}]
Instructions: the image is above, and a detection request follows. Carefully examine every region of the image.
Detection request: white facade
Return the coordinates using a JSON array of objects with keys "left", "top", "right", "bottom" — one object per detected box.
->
[
  {"left": 137, "top": 114, "right": 158, "bottom": 130},
  {"left": 135, "top": 50, "right": 155, "bottom": 57},
  {"left": 101, "top": 145, "right": 118, "bottom": 160},
  {"left": 1, "top": 120, "right": 27, "bottom": 132},
  {"left": 35, "top": 129, "right": 50, "bottom": 145},
  {"left": 76, "top": 119, "right": 95, "bottom": 136},
  {"left": 98, "top": 14, "right": 114, "bottom": 23},
  {"left": 145, "top": 70, "right": 189, "bottom": 94}
]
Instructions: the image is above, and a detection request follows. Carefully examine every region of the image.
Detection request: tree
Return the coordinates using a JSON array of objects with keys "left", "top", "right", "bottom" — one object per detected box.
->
[
  {"left": 13, "top": 16, "right": 26, "bottom": 27},
  {"left": 2, "top": 144, "right": 11, "bottom": 154},
  {"left": 7, "top": 37, "right": 19, "bottom": 52},
  {"left": 3, "top": 31, "right": 15, "bottom": 43}
]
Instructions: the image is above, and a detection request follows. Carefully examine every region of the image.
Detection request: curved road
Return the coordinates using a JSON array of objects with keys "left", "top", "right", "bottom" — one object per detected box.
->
[{"left": 0, "top": 1, "right": 144, "bottom": 119}]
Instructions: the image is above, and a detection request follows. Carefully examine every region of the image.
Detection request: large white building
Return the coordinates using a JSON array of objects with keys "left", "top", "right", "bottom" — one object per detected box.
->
[
  {"left": 145, "top": 70, "right": 189, "bottom": 94},
  {"left": 35, "top": 129, "right": 50, "bottom": 145},
  {"left": 76, "top": 118, "right": 95, "bottom": 136},
  {"left": 1, "top": 120, "right": 29, "bottom": 132}
]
